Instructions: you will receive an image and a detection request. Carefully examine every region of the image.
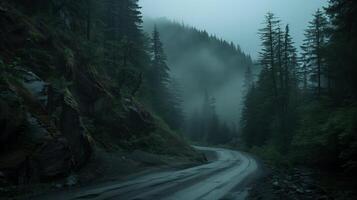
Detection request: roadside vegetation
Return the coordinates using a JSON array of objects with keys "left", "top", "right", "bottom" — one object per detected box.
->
[{"left": 241, "top": 1, "right": 357, "bottom": 198}]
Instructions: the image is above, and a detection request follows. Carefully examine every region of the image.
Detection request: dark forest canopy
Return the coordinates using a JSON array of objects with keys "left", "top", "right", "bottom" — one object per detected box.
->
[{"left": 240, "top": 0, "right": 357, "bottom": 174}]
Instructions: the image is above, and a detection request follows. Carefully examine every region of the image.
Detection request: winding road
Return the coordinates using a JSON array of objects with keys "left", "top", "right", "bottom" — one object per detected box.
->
[{"left": 37, "top": 147, "right": 259, "bottom": 200}]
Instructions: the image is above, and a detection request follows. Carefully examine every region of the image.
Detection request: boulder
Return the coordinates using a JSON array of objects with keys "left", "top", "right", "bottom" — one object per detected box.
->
[
  {"left": 21, "top": 70, "right": 48, "bottom": 106},
  {"left": 65, "top": 174, "right": 78, "bottom": 187},
  {"left": 26, "top": 113, "right": 50, "bottom": 142}
]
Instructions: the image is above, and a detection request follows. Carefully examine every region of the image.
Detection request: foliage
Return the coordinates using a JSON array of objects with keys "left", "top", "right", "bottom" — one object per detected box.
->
[
  {"left": 241, "top": 13, "right": 300, "bottom": 151},
  {"left": 0, "top": 57, "right": 25, "bottom": 83},
  {"left": 291, "top": 102, "right": 357, "bottom": 169},
  {"left": 251, "top": 145, "right": 292, "bottom": 167},
  {"left": 300, "top": 9, "right": 329, "bottom": 97},
  {"left": 325, "top": 0, "right": 357, "bottom": 102},
  {"left": 242, "top": 1, "right": 357, "bottom": 174},
  {"left": 1, "top": 0, "right": 191, "bottom": 155}
]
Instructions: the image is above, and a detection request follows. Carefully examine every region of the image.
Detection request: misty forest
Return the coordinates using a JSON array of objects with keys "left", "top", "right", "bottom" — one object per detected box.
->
[{"left": 0, "top": 0, "right": 356, "bottom": 200}]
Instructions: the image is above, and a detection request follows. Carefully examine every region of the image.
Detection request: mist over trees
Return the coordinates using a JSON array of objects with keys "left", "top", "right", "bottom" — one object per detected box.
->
[
  {"left": 241, "top": 0, "right": 357, "bottom": 173},
  {"left": 186, "top": 91, "right": 235, "bottom": 144},
  {"left": 144, "top": 18, "right": 255, "bottom": 143},
  {"left": 4, "top": 0, "right": 357, "bottom": 199}
]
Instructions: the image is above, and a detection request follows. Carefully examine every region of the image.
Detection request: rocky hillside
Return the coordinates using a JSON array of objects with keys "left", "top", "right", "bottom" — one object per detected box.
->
[{"left": 0, "top": 0, "right": 203, "bottom": 192}]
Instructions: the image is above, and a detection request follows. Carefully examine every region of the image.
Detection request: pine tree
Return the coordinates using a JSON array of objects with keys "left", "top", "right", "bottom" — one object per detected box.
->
[
  {"left": 166, "top": 79, "right": 185, "bottom": 130},
  {"left": 281, "top": 24, "right": 298, "bottom": 109},
  {"left": 258, "top": 12, "right": 281, "bottom": 98},
  {"left": 276, "top": 26, "right": 284, "bottom": 92},
  {"left": 242, "top": 13, "right": 300, "bottom": 150},
  {"left": 301, "top": 9, "right": 328, "bottom": 97},
  {"left": 149, "top": 26, "right": 171, "bottom": 116},
  {"left": 186, "top": 110, "right": 202, "bottom": 141},
  {"left": 101, "top": 0, "right": 144, "bottom": 69},
  {"left": 102, "top": 0, "right": 142, "bottom": 43},
  {"left": 243, "top": 65, "right": 254, "bottom": 95},
  {"left": 151, "top": 26, "right": 170, "bottom": 84},
  {"left": 240, "top": 13, "right": 284, "bottom": 148},
  {"left": 283, "top": 25, "right": 297, "bottom": 92},
  {"left": 326, "top": 0, "right": 357, "bottom": 100}
]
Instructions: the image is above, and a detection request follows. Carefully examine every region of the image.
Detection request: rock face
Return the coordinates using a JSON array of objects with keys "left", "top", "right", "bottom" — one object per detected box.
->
[
  {"left": 32, "top": 137, "right": 72, "bottom": 179},
  {"left": 0, "top": 71, "right": 93, "bottom": 184},
  {"left": 60, "top": 90, "right": 92, "bottom": 168},
  {"left": 22, "top": 70, "right": 48, "bottom": 105},
  {"left": 0, "top": 3, "right": 95, "bottom": 184},
  {"left": 0, "top": 87, "right": 26, "bottom": 149},
  {"left": 0, "top": 1, "right": 202, "bottom": 190},
  {"left": 123, "top": 98, "right": 155, "bottom": 135}
]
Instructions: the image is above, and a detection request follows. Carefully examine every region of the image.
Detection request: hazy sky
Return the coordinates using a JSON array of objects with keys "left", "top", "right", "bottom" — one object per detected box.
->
[{"left": 139, "top": 0, "right": 328, "bottom": 59}]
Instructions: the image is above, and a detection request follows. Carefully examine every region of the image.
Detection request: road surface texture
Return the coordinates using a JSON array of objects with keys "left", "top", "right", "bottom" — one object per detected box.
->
[{"left": 36, "top": 147, "right": 260, "bottom": 200}]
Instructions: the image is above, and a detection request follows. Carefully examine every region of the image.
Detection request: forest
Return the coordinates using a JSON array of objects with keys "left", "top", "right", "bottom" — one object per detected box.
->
[
  {"left": 143, "top": 18, "right": 254, "bottom": 145},
  {"left": 0, "top": 0, "right": 356, "bottom": 199},
  {"left": 241, "top": 5, "right": 357, "bottom": 170}
]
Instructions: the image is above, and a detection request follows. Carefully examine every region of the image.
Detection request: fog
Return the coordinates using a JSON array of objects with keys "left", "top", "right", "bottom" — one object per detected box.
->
[
  {"left": 139, "top": 0, "right": 328, "bottom": 59},
  {"left": 141, "top": 0, "right": 328, "bottom": 129},
  {"left": 143, "top": 18, "right": 251, "bottom": 126}
]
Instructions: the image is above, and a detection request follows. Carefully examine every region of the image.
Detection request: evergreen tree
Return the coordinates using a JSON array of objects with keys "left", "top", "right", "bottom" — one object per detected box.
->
[
  {"left": 276, "top": 26, "right": 284, "bottom": 93},
  {"left": 283, "top": 25, "right": 297, "bottom": 92},
  {"left": 101, "top": 0, "right": 145, "bottom": 70},
  {"left": 258, "top": 12, "right": 281, "bottom": 98},
  {"left": 301, "top": 9, "right": 328, "bottom": 97},
  {"left": 186, "top": 110, "right": 202, "bottom": 141},
  {"left": 166, "top": 79, "right": 185, "bottom": 130},
  {"left": 149, "top": 26, "right": 171, "bottom": 115},
  {"left": 102, "top": 0, "right": 142, "bottom": 43},
  {"left": 243, "top": 65, "right": 254, "bottom": 95},
  {"left": 282, "top": 24, "right": 299, "bottom": 110},
  {"left": 326, "top": 0, "right": 357, "bottom": 101},
  {"left": 240, "top": 13, "right": 284, "bottom": 148},
  {"left": 242, "top": 13, "right": 300, "bottom": 151}
]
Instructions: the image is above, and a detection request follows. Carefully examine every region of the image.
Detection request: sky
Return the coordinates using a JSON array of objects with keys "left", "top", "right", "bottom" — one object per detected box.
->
[{"left": 139, "top": 0, "right": 328, "bottom": 59}]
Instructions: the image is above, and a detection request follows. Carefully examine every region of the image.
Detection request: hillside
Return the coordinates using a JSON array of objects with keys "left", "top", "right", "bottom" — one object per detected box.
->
[
  {"left": 0, "top": 0, "right": 204, "bottom": 196},
  {"left": 143, "top": 18, "right": 254, "bottom": 143}
]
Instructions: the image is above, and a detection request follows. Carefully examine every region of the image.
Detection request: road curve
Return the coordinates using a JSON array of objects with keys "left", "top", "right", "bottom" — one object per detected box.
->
[{"left": 37, "top": 147, "right": 259, "bottom": 200}]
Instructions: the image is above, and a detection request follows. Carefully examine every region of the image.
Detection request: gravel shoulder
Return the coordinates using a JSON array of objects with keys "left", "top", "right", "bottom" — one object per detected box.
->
[{"left": 247, "top": 164, "right": 357, "bottom": 200}]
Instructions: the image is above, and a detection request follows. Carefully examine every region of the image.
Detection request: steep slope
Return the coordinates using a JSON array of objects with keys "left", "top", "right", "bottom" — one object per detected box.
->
[{"left": 0, "top": 1, "right": 203, "bottom": 194}]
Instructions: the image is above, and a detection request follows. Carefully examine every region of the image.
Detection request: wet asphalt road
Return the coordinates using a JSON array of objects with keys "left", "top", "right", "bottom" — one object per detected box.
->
[{"left": 36, "top": 147, "right": 259, "bottom": 200}]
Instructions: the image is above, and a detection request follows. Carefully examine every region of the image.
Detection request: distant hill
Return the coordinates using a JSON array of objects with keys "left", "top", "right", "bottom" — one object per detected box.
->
[{"left": 143, "top": 18, "right": 254, "bottom": 124}]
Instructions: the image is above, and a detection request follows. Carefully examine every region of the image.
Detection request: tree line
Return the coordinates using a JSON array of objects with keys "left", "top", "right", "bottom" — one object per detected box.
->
[
  {"left": 241, "top": 0, "right": 357, "bottom": 172},
  {"left": 144, "top": 19, "right": 255, "bottom": 144},
  {"left": 186, "top": 91, "right": 237, "bottom": 145}
]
